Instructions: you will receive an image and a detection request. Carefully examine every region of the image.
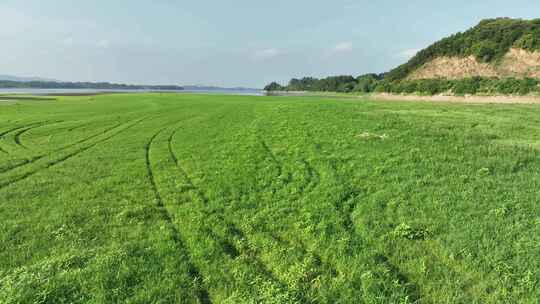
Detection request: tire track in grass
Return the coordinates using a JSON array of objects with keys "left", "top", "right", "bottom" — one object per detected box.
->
[
  {"left": 167, "top": 127, "right": 259, "bottom": 259},
  {"left": 145, "top": 127, "right": 212, "bottom": 304},
  {"left": 0, "top": 121, "right": 125, "bottom": 174},
  {"left": 0, "top": 122, "right": 46, "bottom": 154},
  {"left": 423, "top": 241, "right": 490, "bottom": 301},
  {"left": 0, "top": 118, "right": 146, "bottom": 190},
  {"left": 68, "top": 123, "right": 87, "bottom": 132},
  {"left": 259, "top": 138, "right": 283, "bottom": 178},
  {"left": 52, "top": 120, "right": 92, "bottom": 133},
  {"left": 167, "top": 127, "right": 243, "bottom": 260},
  {"left": 13, "top": 121, "right": 63, "bottom": 149},
  {"left": 258, "top": 136, "right": 321, "bottom": 199},
  {"left": 270, "top": 232, "right": 339, "bottom": 288},
  {"left": 168, "top": 126, "right": 309, "bottom": 303},
  {"left": 257, "top": 140, "right": 333, "bottom": 264},
  {"left": 0, "top": 156, "right": 43, "bottom": 175},
  {"left": 334, "top": 189, "right": 362, "bottom": 233},
  {"left": 252, "top": 114, "right": 320, "bottom": 196},
  {"left": 259, "top": 128, "right": 411, "bottom": 301},
  {"left": 13, "top": 126, "right": 38, "bottom": 149},
  {"left": 258, "top": 146, "right": 412, "bottom": 301},
  {"left": 258, "top": 137, "right": 297, "bottom": 191},
  {"left": 65, "top": 121, "right": 124, "bottom": 149},
  {"left": 325, "top": 161, "right": 363, "bottom": 234},
  {"left": 167, "top": 129, "right": 209, "bottom": 205},
  {"left": 168, "top": 127, "right": 255, "bottom": 254},
  {"left": 366, "top": 187, "right": 484, "bottom": 301},
  {"left": 249, "top": 144, "right": 338, "bottom": 279},
  {"left": 0, "top": 122, "right": 43, "bottom": 138},
  {"left": 283, "top": 157, "right": 321, "bottom": 205},
  {"left": 334, "top": 186, "right": 420, "bottom": 299},
  {"left": 325, "top": 162, "right": 421, "bottom": 302},
  {"left": 299, "top": 158, "right": 320, "bottom": 193},
  {"left": 26, "top": 120, "right": 87, "bottom": 139},
  {"left": 232, "top": 135, "right": 340, "bottom": 299}
]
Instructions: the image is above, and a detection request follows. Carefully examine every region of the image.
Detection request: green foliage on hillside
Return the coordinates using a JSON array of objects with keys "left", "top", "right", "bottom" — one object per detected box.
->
[
  {"left": 354, "top": 74, "right": 381, "bottom": 93},
  {"left": 375, "top": 77, "right": 540, "bottom": 96},
  {"left": 265, "top": 74, "right": 384, "bottom": 93},
  {"left": 265, "top": 18, "right": 540, "bottom": 96},
  {"left": 285, "top": 76, "right": 358, "bottom": 92},
  {"left": 267, "top": 75, "right": 540, "bottom": 96},
  {"left": 386, "top": 18, "right": 540, "bottom": 81},
  {"left": 263, "top": 82, "right": 285, "bottom": 91}
]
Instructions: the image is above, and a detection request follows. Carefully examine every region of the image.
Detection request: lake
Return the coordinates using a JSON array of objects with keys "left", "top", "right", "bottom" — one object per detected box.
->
[{"left": 0, "top": 88, "right": 264, "bottom": 96}]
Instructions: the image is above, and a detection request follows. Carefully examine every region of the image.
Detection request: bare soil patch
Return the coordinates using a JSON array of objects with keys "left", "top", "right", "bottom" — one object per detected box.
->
[
  {"left": 407, "top": 48, "right": 540, "bottom": 80},
  {"left": 372, "top": 93, "right": 540, "bottom": 104}
]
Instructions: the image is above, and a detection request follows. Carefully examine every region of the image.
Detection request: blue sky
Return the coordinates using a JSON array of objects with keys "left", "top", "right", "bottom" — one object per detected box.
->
[{"left": 0, "top": 0, "right": 538, "bottom": 87}]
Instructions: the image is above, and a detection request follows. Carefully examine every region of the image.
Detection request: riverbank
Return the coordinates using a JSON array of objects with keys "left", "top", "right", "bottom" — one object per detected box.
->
[
  {"left": 266, "top": 90, "right": 540, "bottom": 104},
  {"left": 371, "top": 93, "right": 540, "bottom": 104},
  {"left": 265, "top": 91, "right": 364, "bottom": 99}
]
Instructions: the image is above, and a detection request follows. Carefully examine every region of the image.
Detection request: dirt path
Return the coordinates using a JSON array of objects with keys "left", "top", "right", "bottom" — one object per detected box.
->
[{"left": 372, "top": 93, "right": 540, "bottom": 104}]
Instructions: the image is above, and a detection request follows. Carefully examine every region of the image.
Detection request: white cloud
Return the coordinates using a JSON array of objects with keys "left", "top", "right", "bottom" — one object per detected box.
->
[
  {"left": 63, "top": 37, "right": 74, "bottom": 46},
  {"left": 97, "top": 39, "right": 110, "bottom": 49},
  {"left": 254, "top": 48, "right": 282, "bottom": 60},
  {"left": 0, "top": 8, "right": 33, "bottom": 35},
  {"left": 396, "top": 49, "right": 420, "bottom": 59},
  {"left": 333, "top": 42, "right": 353, "bottom": 53}
]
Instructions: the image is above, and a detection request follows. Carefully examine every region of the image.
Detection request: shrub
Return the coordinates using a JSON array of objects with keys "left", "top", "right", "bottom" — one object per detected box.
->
[{"left": 392, "top": 223, "right": 429, "bottom": 240}]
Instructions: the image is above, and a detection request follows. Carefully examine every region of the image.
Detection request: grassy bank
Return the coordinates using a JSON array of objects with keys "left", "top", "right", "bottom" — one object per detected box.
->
[{"left": 1, "top": 93, "right": 539, "bottom": 303}]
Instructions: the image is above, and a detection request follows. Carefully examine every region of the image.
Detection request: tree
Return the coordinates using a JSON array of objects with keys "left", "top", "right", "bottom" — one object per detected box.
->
[
  {"left": 264, "top": 82, "right": 284, "bottom": 91},
  {"left": 353, "top": 74, "right": 381, "bottom": 93},
  {"left": 472, "top": 41, "right": 498, "bottom": 62}
]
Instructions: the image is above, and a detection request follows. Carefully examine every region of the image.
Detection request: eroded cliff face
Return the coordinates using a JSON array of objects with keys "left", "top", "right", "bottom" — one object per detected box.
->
[{"left": 407, "top": 48, "right": 540, "bottom": 80}]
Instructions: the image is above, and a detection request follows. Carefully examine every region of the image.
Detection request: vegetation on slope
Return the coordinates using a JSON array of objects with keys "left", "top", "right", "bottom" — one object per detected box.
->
[
  {"left": 265, "top": 18, "right": 540, "bottom": 96},
  {"left": 264, "top": 74, "right": 384, "bottom": 94},
  {"left": 266, "top": 74, "right": 540, "bottom": 96},
  {"left": 375, "top": 77, "right": 540, "bottom": 96},
  {"left": 386, "top": 18, "right": 540, "bottom": 81}
]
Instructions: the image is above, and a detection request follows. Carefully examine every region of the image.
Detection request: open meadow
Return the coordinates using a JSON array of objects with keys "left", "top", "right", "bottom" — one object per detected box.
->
[{"left": 1, "top": 93, "right": 539, "bottom": 303}]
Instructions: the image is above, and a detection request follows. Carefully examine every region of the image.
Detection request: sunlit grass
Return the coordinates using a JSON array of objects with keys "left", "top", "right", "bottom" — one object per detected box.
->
[{"left": 1, "top": 93, "right": 539, "bottom": 303}]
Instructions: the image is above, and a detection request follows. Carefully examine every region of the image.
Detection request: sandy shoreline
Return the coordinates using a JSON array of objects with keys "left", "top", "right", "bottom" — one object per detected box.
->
[
  {"left": 266, "top": 91, "right": 540, "bottom": 104},
  {"left": 371, "top": 93, "right": 540, "bottom": 104}
]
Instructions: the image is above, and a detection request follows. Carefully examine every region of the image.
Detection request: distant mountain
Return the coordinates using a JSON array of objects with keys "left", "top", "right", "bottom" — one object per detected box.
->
[
  {"left": 0, "top": 74, "right": 59, "bottom": 82},
  {"left": 0, "top": 79, "right": 183, "bottom": 91}
]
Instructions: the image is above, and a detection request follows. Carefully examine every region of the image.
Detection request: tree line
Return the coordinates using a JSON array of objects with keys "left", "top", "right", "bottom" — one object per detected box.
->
[
  {"left": 266, "top": 75, "right": 540, "bottom": 96},
  {"left": 264, "top": 74, "right": 384, "bottom": 93},
  {"left": 375, "top": 77, "right": 540, "bottom": 96}
]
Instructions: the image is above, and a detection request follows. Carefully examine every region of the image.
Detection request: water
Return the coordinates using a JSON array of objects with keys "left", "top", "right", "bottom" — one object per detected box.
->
[
  {"left": 181, "top": 89, "right": 264, "bottom": 96},
  {"left": 0, "top": 88, "right": 154, "bottom": 95},
  {"left": 0, "top": 88, "right": 265, "bottom": 96}
]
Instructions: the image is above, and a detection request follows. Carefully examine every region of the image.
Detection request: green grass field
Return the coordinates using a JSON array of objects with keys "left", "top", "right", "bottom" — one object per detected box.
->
[{"left": 1, "top": 93, "right": 539, "bottom": 303}]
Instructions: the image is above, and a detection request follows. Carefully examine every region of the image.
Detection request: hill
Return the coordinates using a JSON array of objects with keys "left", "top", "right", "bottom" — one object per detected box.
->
[
  {"left": 265, "top": 18, "right": 540, "bottom": 96},
  {"left": 386, "top": 18, "right": 540, "bottom": 81}
]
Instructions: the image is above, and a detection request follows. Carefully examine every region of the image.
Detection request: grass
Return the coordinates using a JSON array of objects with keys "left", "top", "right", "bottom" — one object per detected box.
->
[{"left": 1, "top": 93, "right": 539, "bottom": 303}]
